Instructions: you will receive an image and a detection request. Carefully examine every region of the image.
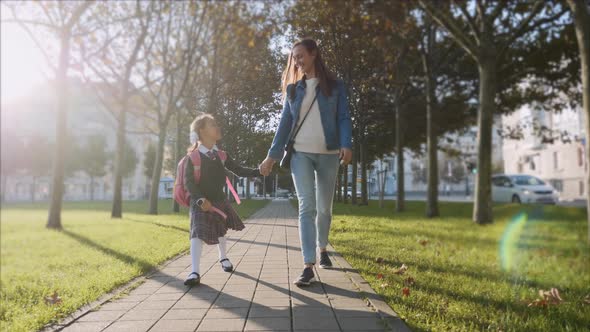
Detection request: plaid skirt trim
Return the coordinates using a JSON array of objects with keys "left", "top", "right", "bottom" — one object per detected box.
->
[{"left": 189, "top": 199, "right": 245, "bottom": 245}]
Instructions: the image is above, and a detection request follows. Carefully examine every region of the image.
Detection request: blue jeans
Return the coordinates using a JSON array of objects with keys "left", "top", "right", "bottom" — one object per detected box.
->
[{"left": 291, "top": 152, "right": 340, "bottom": 264}]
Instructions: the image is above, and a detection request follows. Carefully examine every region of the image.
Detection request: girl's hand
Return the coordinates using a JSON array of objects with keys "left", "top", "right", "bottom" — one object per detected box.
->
[{"left": 339, "top": 148, "right": 352, "bottom": 165}]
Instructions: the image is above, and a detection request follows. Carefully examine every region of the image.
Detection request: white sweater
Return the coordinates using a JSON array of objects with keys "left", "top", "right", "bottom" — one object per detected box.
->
[{"left": 293, "top": 78, "right": 339, "bottom": 155}]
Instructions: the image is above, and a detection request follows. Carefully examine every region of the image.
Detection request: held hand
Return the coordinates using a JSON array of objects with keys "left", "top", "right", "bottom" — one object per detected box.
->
[
  {"left": 200, "top": 199, "right": 212, "bottom": 212},
  {"left": 339, "top": 148, "right": 353, "bottom": 166},
  {"left": 260, "top": 157, "right": 275, "bottom": 176}
]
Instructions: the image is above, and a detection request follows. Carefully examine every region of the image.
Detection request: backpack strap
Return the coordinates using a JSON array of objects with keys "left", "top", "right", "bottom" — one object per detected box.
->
[
  {"left": 216, "top": 150, "right": 241, "bottom": 205},
  {"left": 188, "top": 148, "right": 240, "bottom": 205},
  {"left": 188, "top": 150, "right": 202, "bottom": 183},
  {"left": 217, "top": 150, "right": 227, "bottom": 165}
]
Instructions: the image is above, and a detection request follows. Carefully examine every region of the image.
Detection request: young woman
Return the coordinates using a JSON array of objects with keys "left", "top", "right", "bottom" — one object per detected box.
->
[
  {"left": 260, "top": 39, "right": 353, "bottom": 286},
  {"left": 184, "top": 113, "right": 262, "bottom": 286}
]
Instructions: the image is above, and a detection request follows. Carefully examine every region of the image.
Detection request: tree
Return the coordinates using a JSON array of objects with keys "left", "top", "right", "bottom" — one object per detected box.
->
[
  {"left": 76, "top": 1, "right": 153, "bottom": 218},
  {"left": 121, "top": 139, "right": 138, "bottom": 179},
  {"left": 566, "top": 0, "right": 590, "bottom": 244},
  {"left": 143, "top": 142, "right": 156, "bottom": 180},
  {"left": 420, "top": 14, "right": 440, "bottom": 217},
  {"left": 419, "top": 0, "right": 569, "bottom": 224},
  {"left": 79, "top": 134, "right": 109, "bottom": 200},
  {"left": 138, "top": 1, "right": 210, "bottom": 215},
  {"left": 5, "top": 1, "right": 94, "bottom": 229}
]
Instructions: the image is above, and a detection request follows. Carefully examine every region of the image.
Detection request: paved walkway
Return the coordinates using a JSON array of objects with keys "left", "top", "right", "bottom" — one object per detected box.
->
[{"left": 57, "top": 201, "right": 409, "bottom": 332}]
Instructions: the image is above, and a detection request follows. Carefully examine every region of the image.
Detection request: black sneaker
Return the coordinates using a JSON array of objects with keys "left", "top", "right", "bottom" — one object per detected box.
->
[
  {"left": 293, "top": 267, "right": 315, "bottom": 286},
  {"left": 184, "top": 272, "right": 200, "bottom": 286},
  {"left": 319, "top": 251, "right": 332, "bottom": 269}
]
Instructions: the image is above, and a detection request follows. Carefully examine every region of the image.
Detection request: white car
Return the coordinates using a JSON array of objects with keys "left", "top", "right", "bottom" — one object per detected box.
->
[
  {"left": 492, "top": 174, "right": 559, "bottom": 204},
  {"left": 343, "top": 186, "right": 362, "bottom": 199}
]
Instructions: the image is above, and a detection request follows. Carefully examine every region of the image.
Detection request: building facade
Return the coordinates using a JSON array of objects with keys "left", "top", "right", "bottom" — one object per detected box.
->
[{"left": 502, "top": 105, "right": 586, "bottom": 201}]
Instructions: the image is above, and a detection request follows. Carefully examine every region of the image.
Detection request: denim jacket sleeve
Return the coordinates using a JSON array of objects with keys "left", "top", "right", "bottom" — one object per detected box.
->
[
  {"left": 337, "top": 80, "right": 353, "bottom": 149},
  {"left": 267, "top": 92, "right": 293, "bottom": 161}
]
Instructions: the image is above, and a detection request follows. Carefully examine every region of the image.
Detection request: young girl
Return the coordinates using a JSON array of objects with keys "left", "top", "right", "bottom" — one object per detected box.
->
[{"left": 183, "top": 113, "right": 262, "bottom": 286}]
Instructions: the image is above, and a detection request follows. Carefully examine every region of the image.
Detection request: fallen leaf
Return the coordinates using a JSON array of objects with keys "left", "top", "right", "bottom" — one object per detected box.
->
[
  {"left": 418, "top": 239, "right": 428, "bottom": 246},
  {"left": 402, "top": 287, "right": 410, "bottom": 297},
  {"left": 376, "top": 273, "right": 384, "bottom": 280},
  {"left": 404, "top": 276, "right": 415, "bottom": 286},
  {"left": 393, "top": 264, "right": 408, "bottom": 275},
  {"left": 44, "top": 291, "right": 62, "bottom": 305},
  {"left": 527, "top": 298, "right": 548, "bottom": 308},
  {"left": 375, "top": 257, "right": 384, "bottom": 264},
  {"left": 541, "top": 288, "right": 563, "bottom": 304},
  {"left": 527, "top": 288, "right": 564, "bottom": 307}
]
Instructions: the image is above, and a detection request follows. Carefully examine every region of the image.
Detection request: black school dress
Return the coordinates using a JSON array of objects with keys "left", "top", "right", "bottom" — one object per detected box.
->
[{"left": 184, "top": 149, "right": 260, "bottom": 245}]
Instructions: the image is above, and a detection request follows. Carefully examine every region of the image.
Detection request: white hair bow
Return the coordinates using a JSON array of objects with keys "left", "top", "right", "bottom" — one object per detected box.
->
[{"left": 190, "top": 131, "right": 198, "bottom": 144}]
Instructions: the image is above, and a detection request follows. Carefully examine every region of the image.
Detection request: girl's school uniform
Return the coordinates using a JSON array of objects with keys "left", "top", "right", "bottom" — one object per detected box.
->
[{"left": 184, "top": 145, "right": 259, "bottom": 245}]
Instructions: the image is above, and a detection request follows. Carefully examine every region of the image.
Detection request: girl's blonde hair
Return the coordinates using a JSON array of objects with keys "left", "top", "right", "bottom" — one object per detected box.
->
[{"left": 188, "top": 113, "right": 215, "bottom": 152}]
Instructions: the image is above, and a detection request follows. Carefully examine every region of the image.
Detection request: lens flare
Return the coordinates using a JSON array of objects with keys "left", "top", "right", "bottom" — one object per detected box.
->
[{"left": 499, "top": 212, "right": 528, "bottom": 272}]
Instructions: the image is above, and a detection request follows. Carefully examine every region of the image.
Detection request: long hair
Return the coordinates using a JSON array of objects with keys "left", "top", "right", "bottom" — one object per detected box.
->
[
  {"left": 281, "top": 38, "right": 337, "bottom": 101},
  {"left": 188, "top": 113, "right": 215, "bottom": 152}
]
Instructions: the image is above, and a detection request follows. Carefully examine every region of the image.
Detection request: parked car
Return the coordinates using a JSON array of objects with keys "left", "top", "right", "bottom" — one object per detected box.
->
[
  {"left": 343, "top": 186, "right": 362, "bottom": 199},
  {"left": 491, "top": 174, "right": 559, "bottom": 204}
]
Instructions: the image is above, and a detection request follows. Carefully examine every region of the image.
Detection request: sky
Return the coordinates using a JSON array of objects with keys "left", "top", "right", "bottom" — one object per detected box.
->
[{"left": 1, "top": 15, "right": 50, "bottom": 104}]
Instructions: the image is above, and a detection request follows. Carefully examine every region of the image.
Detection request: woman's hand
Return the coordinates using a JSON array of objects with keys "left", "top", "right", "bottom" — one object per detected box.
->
[
  {"left": 339, "top": 148, "right": 352, "bottom": 165},
  {"left": 259, "top": 157, "right": 275, "bottom": 176}
]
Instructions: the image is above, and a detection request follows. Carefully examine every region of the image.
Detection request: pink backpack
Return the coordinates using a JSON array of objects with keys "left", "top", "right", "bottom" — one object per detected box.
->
[{"left": 173, "top": 148, "right": 241, "bottom": 209}]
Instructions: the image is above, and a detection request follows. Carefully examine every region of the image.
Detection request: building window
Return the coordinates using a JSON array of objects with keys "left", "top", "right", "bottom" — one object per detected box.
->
[
  {"left": 553, "top": 152, "right": 558, "bottom": 170},
  {"left": 580, "top": 181, "right": 584, "bottom": 196},
  {"left": 549, "top": 179, "right": 563, "bottom": 192}
]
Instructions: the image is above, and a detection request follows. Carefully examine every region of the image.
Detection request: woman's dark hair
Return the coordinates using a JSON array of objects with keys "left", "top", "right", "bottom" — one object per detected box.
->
[{"left": 281, "top": 38, "right": 337, "bottom": 101}]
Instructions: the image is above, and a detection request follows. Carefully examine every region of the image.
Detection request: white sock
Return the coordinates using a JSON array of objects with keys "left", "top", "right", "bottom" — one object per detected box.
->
[
  {"left": 189, "top": 237, "right": 202, "bottom": 277},
  {"left": 217, "top": 237, "right": 232, "bottom": 268}
]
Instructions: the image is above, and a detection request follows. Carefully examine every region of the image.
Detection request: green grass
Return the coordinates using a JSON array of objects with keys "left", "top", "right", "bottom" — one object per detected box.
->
[
  {"left": 328, "top": 201, "right": 590, "bottom": 332},
  {"left": 0, "top": 199, "right": 268, "bottom": 332}
]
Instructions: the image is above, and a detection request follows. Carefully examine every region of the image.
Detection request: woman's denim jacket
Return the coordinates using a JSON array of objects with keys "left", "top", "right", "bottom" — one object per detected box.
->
[{"left": 267, "top": 78, "right": 353, "bottom": 160}]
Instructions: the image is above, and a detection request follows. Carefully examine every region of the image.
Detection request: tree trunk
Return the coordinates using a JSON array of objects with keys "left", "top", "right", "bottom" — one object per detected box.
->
[
  {"left": 336, "top": 166, "right": 342, "bottom": 202},
  {"left": 343, "top": 164, "right": 349, "bottom": 204},
  {"left": 351, "top": 138, "right": 359, "bottom": 204},
  {"left": 148, "top": 129, "right": 167, "bottom": 215},
  {"left": 567, "top": 0, "right": 590, "bottom": 244},
  {"left": 396, "top": 102, "right": 405, "bottom": 212},
  {"left": 111, "top": 97, "right": 127, "bottom": 218},
  {"left": 424, "top": 51, "right": 439, "bottom": 218},
  {"left": 47, "top": 31, "right": 71, "bottom": 230},
  {"left": 31, "top": 176, "right": 36, "bottom": 203},
  {"left": 360, "top": 139, "right": 368, "bottom": 205},
  {"left": 246, "top": 177, "right": 251, "bottom": 199},
  {"left": 207, "top": 32, "right": 219, "bottom": 116},
  {"left": 472, "top": 58, "right": 496, "bottom": 224},
  {"left": 90, "top": 175, "right": 94, "bottom": 201},
  {"left": 379, "top": 162, "right": 386, "bottom": 209},
  {"left": 173, "top": 114, "right": 181, "bottom": 213},
  {"left": 1, "top": 175, "right": 6, "bottom": 203}
]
